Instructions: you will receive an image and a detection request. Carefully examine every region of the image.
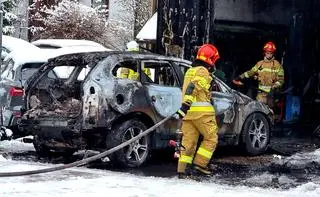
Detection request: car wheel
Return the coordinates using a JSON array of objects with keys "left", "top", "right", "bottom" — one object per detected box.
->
[
  {"left": 241, "top": 113, "right": 270, "bottom": 155},
  {"left": 107, "top": 119, "right": 151, "bottom": 168},
  {"left": 33, "top": 135, "right": 51, "bottom": 157}
]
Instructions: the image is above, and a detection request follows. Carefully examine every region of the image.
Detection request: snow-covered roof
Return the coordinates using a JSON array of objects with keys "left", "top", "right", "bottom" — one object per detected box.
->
[
  {"left": 136, "top": 12, "right": 157, "bottom": 41},
  {"left": 31, "top": 39, "right": 106, "bottom": 49},
  {"left": 2, "top": 35, "right": 39, "bottom": 53}
]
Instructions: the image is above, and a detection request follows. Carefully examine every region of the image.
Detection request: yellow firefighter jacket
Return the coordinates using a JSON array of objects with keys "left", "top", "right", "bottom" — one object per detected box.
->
[
  {"left": 182, "top": 66, "right": 215, "bottom": 120},
  {"left": 119, "top": 68, "right": 152, "bottom": 80},
  {"left": 240, "top": 58, "right": 284, "bottom": 93}
]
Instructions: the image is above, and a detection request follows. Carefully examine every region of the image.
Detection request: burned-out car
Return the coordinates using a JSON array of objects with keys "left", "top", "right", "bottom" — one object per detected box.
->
[{"left": 21, "top": 51, "right": 273, "bottom": 167}]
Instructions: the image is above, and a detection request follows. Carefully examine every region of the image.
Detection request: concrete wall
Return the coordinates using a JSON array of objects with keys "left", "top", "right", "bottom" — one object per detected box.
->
[{"left": 214, "top": 0, "right": 295, "bottom": 26}]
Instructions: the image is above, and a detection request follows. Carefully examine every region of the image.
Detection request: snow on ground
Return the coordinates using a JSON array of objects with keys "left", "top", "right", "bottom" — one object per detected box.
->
[
  {"left": 0, "top": 157, "right": 319, "bottom": 197},
  {"left": 280, "top": 149, "right": 320, "bottom": 167},
  {"left": 0, "top": 140, "right": 320, "bottom": 197},
  {"left": 0, "top": 138, "right": 34, "bottom": 153}
]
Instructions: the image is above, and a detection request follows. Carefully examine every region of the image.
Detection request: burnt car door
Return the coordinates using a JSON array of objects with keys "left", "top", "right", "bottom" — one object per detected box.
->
[
  {"left": 140, "top": 60, "right": 182, "bottom": 146},
  {"left": 210, "top": 76, "right": 236, "bottom": 128}
]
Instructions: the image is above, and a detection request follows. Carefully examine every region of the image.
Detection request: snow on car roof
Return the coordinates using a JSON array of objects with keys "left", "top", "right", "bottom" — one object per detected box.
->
[
  {"left": 136, "top": 12, "right": 157, "bottom": 41},
  {"left": 5, "top": 48, "right": 53, "bottom": 69},
  {"left": 50, "top": 45, "right": 112, "bottom": 57},
  {"left": 2, "top": 35, "right": 39, "bottom": 52},
  {"left": 31, "top": 39, "right": 106, "bottom": 49},
  {"left": 6, "top": 45, "right": 111, "bottom": 70}
]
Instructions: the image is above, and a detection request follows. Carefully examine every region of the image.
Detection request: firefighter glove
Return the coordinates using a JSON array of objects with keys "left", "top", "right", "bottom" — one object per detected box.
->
[
  {"left": 234, "top": 75, "right": 242, "bottom": 81},
  {"left": 174, "top": 103, "right": 191, "bottom": 119},
  {"left": 232, "top": 76, "right": 244, "bottom": 86}
]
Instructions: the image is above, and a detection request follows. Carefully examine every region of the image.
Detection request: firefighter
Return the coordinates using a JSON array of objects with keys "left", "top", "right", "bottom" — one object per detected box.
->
[
  {"left": 174, "top": 44, "right": 220, "bottom": 179},
  {"left": 233, "top": 41, "right": 284, "bottom": 106},
  {"left": 119, "top": 41, "right": 151, "bottom": 80}
]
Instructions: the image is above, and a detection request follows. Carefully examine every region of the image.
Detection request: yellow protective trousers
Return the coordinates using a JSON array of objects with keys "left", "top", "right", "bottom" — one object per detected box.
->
[
  {"left": 177, "top": 115, "right": 218, "bottom": 174},
  {"left": 256, "top": 92, "right": 268, "bottom": 105},
  {"left": 257, "top": 92, "right": 275, "bottom": 108}
]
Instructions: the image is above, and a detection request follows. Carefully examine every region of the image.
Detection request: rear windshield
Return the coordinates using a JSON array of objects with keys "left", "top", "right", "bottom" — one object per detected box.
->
[
  {"left": 53, "top": 65, "right": 91, "bottom": 81},
  {"left": 20, "top": 63, "right": 47, "bottom": 84}
]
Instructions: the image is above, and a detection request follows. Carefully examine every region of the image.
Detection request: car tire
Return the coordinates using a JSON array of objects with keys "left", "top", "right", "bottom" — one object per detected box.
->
[
  {"left": 33, "top": 135, "right": 51, "bottom": 157},
  {"left": 107, "top": 119, "right": 151, "bottom": 168},
  {"left": 241, "top": 113, "right": 270, "bottom": 155}
]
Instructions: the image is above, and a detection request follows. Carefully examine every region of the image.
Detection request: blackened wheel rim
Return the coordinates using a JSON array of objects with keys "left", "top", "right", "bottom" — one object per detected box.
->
[
  {"left": 108, "top": 119, "right": 150, "bottom": 167},
  {"left": 123, "top": 127, "right": 148, "bottom": 163},
  {"left": 242, "top": 113, "right": 270, "bottom": 155},
  {"left": 248, "top": 118, "right": 268, "bottom": 149}
]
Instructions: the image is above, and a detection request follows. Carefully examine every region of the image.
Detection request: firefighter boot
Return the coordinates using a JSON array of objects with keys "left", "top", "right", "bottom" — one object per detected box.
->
[
  {"left": 178, "top": 164, "right": 200, "bottom": 181},
  {"left": 192, "top": 165, "right": 213, "bottom": 176}
]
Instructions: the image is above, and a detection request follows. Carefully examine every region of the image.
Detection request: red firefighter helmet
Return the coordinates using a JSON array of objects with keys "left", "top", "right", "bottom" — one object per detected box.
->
[
  {"left": 263, "top": 41, "right": 276, "bottom": 53},
  {"left": 196, "top": 44, "right": 220, "bottom": 66}
]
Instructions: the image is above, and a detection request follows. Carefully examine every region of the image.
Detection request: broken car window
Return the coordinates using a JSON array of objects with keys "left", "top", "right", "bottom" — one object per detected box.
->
[
  {"left": 141, "top": 61, "right": 178, "bottom": 87},
  {"left": 179, "top": 63, "right": 190, "bottom": 75},
  {"left": 20, "top": 63, "right": 47, "bottom": 85},
  {"left": 53, "top": 65, "right": 91, "bottom": 81},
  {"left": 114, "top": 60, "right": 140, "bottom": 81}
]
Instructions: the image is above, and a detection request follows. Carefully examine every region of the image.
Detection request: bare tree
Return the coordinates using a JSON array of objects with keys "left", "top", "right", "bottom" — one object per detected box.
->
[
  {"left": 115, "top": 0, "right": 152, "bottom": 37},
  {"left": 1, "top": 0, "right": 18, "bottom": 35},
  {"left": 29, "top": 0, "right": 133, "bottom": 49}
]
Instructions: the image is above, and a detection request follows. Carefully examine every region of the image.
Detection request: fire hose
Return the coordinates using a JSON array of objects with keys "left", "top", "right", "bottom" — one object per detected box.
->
[{"left": 0, "top": 115, "right": 174, "bottom": 177}]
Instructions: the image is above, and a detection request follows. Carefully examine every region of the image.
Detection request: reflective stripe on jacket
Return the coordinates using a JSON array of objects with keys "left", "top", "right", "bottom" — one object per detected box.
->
[
  {"left": 189, "top": 102, "right": 214, "bottom": 112},
  {"left": 181, "top": 66, "right": 215, "bottom": 120},
  {"left": 241, "top": 59, "right": 284, "bottom": 92}
]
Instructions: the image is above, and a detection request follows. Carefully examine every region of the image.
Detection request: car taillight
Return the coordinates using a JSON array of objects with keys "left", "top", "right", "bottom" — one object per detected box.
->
[
  {"left": 9, "top": 87, "right": 24, "bottom": 97},
  {"left": 13, "top": 111, "right": 22, "bottom": 117}
]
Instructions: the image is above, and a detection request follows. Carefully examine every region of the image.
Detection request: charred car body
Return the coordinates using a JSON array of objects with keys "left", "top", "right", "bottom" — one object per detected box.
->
[{"left": 21, "top": 51, "right": 273, "bottom": 167}]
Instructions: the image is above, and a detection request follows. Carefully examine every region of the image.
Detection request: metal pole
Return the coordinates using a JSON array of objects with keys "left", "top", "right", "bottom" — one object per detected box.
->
[{"left": 0, "top": 0, "right": 3, "bottom": 126}]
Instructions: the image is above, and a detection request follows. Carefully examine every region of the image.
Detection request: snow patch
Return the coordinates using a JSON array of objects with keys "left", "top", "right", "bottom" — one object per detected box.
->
[
  {"left": 275, "top": 148, "right": 320, "bottom": 167},
  {"left": 31, "top": 39, "right": 106, "bottom": 49},
  {"left": 136, "top": 12, "right": 157, "bottom": 41},
  {"left": 2, "top": 35, "right": 39, "bottom": 53},
  {"left": 0, "top": 155, "right": 7, "bottom": 161},
  {"left": 0, "top": 159, "right": 319, "bottom": 196},
  {"left": 0, "top": 139, "right": 35, "bottom": 153}
]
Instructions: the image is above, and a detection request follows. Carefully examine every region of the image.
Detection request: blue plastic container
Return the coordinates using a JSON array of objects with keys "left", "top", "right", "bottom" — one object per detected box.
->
[{"left": 284, "top": 95, "right": 301, "bottom": 122}]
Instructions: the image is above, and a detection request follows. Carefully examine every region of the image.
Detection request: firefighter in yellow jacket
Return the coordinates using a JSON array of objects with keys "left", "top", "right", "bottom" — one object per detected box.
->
[
  {"left": 119, "top": 41, "right": 151, "bottom": 80},
  {"left": 233, "top": 41, "right": 284, "bottom": 105},
  {"left": 174, "top": 44, "right": 220, "bottom": 178}
]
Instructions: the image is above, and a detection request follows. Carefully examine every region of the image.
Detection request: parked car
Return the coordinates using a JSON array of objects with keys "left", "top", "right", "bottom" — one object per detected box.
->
[
  {"left": 0, "top": 46, "right": 110, "bottom": 138},
  {"left": 21, "top": 51, "right": 273, "bottom": 167},
  {"left": 0, "top": 48, "right": 52, "bottom": 137},
  {"left": 31, "top": 39, "right": 107, "bottom": 50},
  {"left": 1, "top": 35, "right": 39, "bottom": 60}
]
